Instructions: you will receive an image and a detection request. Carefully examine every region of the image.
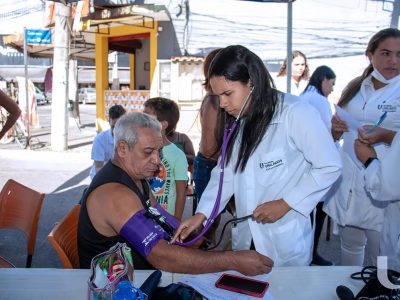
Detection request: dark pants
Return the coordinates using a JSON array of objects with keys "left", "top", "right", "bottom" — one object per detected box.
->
[{"left": 311, "top": 202, "right": 327, "bottom": 256}]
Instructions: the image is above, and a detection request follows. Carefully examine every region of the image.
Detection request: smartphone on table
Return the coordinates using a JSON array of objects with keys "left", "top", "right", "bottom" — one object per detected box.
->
[{"left": 215, "top": 273, "right": 269, "bottom": 298}]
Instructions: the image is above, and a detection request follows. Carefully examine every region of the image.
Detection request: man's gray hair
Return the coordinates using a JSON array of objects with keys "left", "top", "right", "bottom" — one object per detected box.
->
[{"left": 113, "top": 112, "right": 161, "bottom": 149}]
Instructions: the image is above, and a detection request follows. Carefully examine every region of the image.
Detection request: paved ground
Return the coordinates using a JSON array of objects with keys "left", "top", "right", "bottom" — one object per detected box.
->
[{"left": 0, "top": 104, "right": 340, "bottom": 268}]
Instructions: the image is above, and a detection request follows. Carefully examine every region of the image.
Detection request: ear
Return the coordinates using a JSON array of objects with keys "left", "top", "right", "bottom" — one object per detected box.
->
[
  {"left": 115, "top": 140, "right": 129, "bottom": 158},
  {"left": 161, "top": 120, "right": 168, "bottom": 131},
  {"left": 367, "top": 52, "right": 373, "bottom": 62}
]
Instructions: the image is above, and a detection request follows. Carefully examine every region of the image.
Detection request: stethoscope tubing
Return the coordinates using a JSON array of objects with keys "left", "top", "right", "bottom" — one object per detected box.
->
[{"left": 175, "top": 86, "right": 254, "bottom": 247}]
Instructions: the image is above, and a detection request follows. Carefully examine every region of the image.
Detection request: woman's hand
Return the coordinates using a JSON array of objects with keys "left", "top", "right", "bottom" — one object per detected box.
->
[
  {"left": 253, "top": 199, "right": 290, "bottom": 223},
  {"left": 354, "top": 139, "right": 377, "bottom": 164},
  {"left": 358, "top": 126, "right": 396, "bottom": 145},
  {"left": 171, "top": 213, "right": 206, "bottom": 243},
  {"left": 331, "top": 114, "right": 349, "bottom": 141}
]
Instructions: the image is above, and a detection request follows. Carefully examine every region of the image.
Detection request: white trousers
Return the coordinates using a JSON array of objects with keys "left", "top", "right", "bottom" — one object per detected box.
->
[{"left": 339, "top": 225, "right": 380, "bottom": 266}]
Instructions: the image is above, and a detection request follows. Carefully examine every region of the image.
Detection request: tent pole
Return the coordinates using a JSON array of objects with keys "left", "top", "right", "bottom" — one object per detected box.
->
[{"left": 286, "top": 1, "right": 293, "bottom": 94}]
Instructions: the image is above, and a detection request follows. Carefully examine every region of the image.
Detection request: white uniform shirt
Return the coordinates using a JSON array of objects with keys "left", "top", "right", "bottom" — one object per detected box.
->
[
  {"left": 197, "top": 93, "right": 342, "bottom": 266},
  {"left": 364, "top": 133, "right": 400, "bottom": 271},
  {"left": 275, "top": 76, "right": 308, "bottom": 96},
  {"left": 324, "top": 75, "right": 400, "bottom": 231},
  {"left": 90, "top": 129, "right": 114, "bottom": 179}
]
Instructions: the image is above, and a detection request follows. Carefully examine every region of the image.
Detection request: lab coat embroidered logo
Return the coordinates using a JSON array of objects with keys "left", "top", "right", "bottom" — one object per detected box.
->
[{"left": 259, "top": 159, "right": 284, "bottom": 171}]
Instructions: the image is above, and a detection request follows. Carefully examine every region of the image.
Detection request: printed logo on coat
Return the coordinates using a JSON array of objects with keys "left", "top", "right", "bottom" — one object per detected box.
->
[
  {"left": 377, "top": 104, "right": 397, "bottom": 112},
  {"left": 259, "top": 158, "right": 284, "bottom": 171}
]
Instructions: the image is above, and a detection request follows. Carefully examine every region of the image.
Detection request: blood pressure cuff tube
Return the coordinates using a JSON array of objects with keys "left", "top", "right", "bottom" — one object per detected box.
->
[
  {"left": 153, "top": 203, "right": 180, "bottom": 231},
  {"left": 120, "top": 210, "right": 169, "bottom": 257}
]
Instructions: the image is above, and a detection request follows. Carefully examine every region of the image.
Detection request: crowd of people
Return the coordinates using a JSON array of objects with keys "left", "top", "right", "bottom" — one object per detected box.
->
[{"left": 75, "top": 27, "right": 399, "bottom": 275}]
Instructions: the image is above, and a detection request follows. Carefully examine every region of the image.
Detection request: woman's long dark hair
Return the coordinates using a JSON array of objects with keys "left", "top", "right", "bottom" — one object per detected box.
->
[
  {"left": 338, "top": 28, "right": 400, "bottom": 107},
  {"left": 303, "top": 65, "right": 336, "bottom": 96},
  {"left": 209, "top": 45, "right": 279, "bottom": 172}
]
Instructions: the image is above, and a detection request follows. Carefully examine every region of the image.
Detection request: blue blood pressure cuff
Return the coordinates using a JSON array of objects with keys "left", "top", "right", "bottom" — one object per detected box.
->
[
  {"left": 120, "top": 205, "right": 181, "bottom": 258},
  {"left": 120, "top": 209, "right": 170, "bottom": 258}
]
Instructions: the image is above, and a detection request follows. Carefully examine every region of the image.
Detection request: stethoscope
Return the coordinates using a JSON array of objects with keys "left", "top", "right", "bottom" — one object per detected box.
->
[{"left": 175, "top": 85, "right": 255, "bottom": 247}]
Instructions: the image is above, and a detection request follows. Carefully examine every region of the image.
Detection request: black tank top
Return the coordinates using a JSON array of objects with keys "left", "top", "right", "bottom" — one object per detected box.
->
[{"left": 78, "top": 161, "right": 154, "bottom": 269}]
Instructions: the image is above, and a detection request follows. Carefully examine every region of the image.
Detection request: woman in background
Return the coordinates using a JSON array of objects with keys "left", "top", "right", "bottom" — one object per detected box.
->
[
  {"left": 275, "top": 50, "right": 310, "bottom": 96},
  {"left": 300, "top": 65, "right": 337, "bottom": 266}
]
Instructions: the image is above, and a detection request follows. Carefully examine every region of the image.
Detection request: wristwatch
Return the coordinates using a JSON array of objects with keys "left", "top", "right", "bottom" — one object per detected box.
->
[{"left": 364, "top": 157, "right": 377, "bottom": 168}]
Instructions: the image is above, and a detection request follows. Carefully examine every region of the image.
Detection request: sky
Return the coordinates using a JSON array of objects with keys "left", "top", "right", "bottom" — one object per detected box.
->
[
  {"left": 0, "top": 0, "right": 45, "bottom": 35},
  {"left": 154, "top": 0, "right": 393, "bottom": 61}
]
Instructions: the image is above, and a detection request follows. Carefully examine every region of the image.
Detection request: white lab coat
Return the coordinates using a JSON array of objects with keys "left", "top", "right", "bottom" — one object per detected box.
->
[
  {"left": 364, "top": 133, "right": 400, "bottom": 271},
  {"left": 300, "top": 86, "right": 333, "bottom": 131},
  {"left": 197, "top": 93, "right": 342, "bottom": 266},
  {"left": 324, "top": 75, "right": 400, "bottom": 231}
]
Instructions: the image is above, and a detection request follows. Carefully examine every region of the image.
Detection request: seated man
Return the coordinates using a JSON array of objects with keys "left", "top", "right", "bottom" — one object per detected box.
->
[
  {"left": 78, "top": 112, "right": 273, "bottom": 275},
  {"left": 89, "top": 104, "right": 126, "bottom": 179}
]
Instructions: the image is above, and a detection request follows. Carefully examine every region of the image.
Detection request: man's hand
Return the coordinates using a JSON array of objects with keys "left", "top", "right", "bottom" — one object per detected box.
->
[
  {"left": 171, "top": 213, "right": 206, "bottom": 243},
  {"left": 331, "top": 114, "right": 348, "bottom": 141},
  {"left": 354, "top": 139, "right": 377, "bottom": 164},
  {"left": 233, "top": 250, "right": 274, "bottom": 276},
  {"left": 253, "top": 199, "right": 290, "bottom": 223}
]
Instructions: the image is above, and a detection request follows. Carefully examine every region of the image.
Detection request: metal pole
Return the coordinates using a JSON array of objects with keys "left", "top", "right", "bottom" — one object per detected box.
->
[
  {"left": 51, "top": 2, "right": 70, "bottom": 151},
  {"left": 23, "top": 27, "right": 30, "bottom": 147},
  {"left": 391, "top": 0, "right": 400, "bottom": 28},
  {"left": 286, "top": 1, "right": 293, "bottom": 94}
]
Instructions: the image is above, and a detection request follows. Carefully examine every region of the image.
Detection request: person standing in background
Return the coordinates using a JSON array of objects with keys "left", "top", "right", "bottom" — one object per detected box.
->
[
  {"left": 324, "top": 28, "right": 400, "bottom": 267},
  {"left": 144, "top": 97, "right": 188, "bottom": 220},
  {"left": 0, "top": 89, "right": 21, "bottom": 139},
  {"left": 300, "top": 65, "right": 337, "bottom": 266},
  {"left": 193, "top": 48, "right": 221, "bottom": 200},
  {"left": 90, "top": 104, "right": 126, "bottom": 179},
  {"left": 275, "top": 50, "right": 310, "bottom": 96},
  {"left": 167, "top": 127, "right": 195, "bottom": 165}
]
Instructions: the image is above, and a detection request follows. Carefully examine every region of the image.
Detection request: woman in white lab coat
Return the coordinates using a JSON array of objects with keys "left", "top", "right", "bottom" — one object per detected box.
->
[
  {"left": 354, "top": 128, "right": 399, "bottom": 271},
  {"left": 324, "top": 28, "right": 400, "bottom": 267},
  {"left": 172, "top": 45, "right": 342, "bottom": 266},
  {"left": 300, "top": 65, "right": 337, "bottom": 266}
]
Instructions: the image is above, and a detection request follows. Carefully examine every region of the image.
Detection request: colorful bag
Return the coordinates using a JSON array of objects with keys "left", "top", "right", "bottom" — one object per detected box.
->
[{"left": 87, "top": 242, "right": 138, "bottom": 300}]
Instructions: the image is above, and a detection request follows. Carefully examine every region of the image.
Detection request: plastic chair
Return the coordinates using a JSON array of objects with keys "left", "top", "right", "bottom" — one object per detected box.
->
[
  {"left": 0, "top": 179, "right": 45, "bottom": 268},
  {"left": 0, "top": 255, "right": 15, "bottom": 268},
  {"left": 47, "top": 204, "right": 80, "bottom": 269}
]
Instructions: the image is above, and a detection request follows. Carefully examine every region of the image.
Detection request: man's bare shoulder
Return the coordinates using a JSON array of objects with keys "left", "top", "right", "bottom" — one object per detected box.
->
[{"left": 88, "top": 183, "right": 145, "bottom": 232}]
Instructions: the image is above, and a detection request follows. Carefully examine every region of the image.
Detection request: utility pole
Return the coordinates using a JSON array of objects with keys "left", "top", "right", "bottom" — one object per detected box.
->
[
  {"left": 51, "top": 2, "right": 70, "bottom": 151},
  {"left": 391, "top": 0, "right": 400, "bottom": 28}
]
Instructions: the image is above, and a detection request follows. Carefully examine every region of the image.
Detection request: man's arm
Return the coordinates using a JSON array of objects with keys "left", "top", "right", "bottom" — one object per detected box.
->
[
  {"left": 100, "top": 183, "right": 273, "bottom": 276},
  {"left": 0, "top": 90, "right": 21, "bottom": 139},
  {"left": 147, "top": 240, "right": 273, "bottom": 276}
]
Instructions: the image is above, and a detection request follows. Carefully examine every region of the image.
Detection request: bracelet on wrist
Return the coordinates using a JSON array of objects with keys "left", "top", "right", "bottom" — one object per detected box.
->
[{"left": 364, "top": 157, "right": 377, "bottom": 168}]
